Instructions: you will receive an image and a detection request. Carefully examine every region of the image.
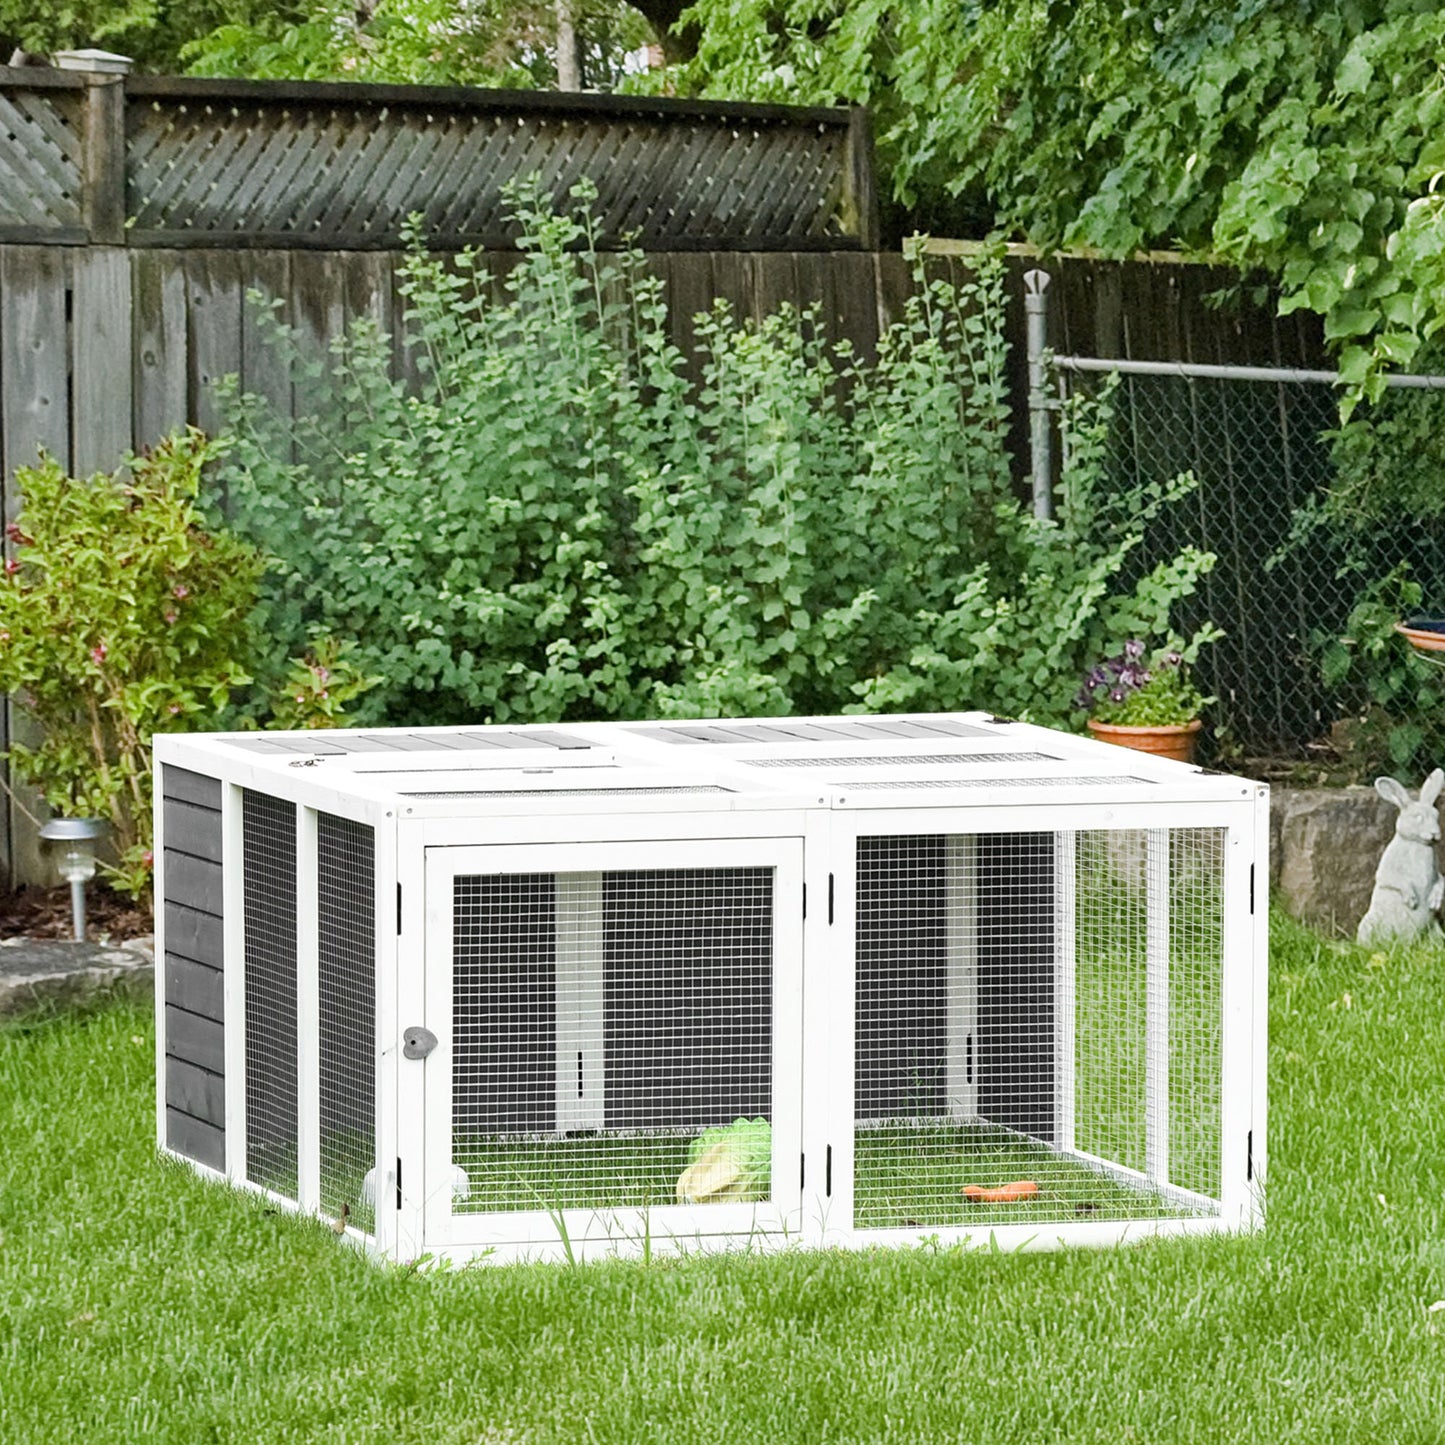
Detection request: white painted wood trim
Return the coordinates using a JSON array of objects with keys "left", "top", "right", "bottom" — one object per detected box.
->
[
  {"left": 944, "top": 834, "right": 978, "bottom": 1121},
  {"left": 372, "top": 806, "right": 402, "bottom": 1260},
  {"left": 1218, "top": 805, "right": 1260, "bottom": 1230},
  {"left": 554, "top": 871, "right": 605, "bottom": 1134},
  {"left": 221, "top": 782, "right": 247, "bottom": 1182},
  {"left": 394, "top": 817, "right": 428, "bottom": 1260},
  {"left": 295, "top": 807, "right": 320, "bottom": 1213},
  {"left": 1053, "top": 829, "right": 1077, "bottom": 1152},
  {"left": 1145, "top": 828, "right": 1170, "bottom": 1186}
]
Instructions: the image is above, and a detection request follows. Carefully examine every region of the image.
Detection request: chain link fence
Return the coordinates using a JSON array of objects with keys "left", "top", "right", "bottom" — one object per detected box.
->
[{"left": 1050, "top": 357, "right": 1445, "bottom": 766}]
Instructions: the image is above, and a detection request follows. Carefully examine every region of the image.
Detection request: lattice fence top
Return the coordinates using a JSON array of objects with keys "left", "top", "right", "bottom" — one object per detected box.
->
[
  {"left": 0, "top": 77, "right": 85, "bottom": 238},
  {"left": 0, "top": 69, "right": 868, "bottom": 251},
  {"left": 124, "top": 82, "right": 857, "bottom": 250}
]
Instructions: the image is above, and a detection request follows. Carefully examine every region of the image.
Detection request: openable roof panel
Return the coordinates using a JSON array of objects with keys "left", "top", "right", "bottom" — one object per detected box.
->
[{"left": 171, "top": 712, "right": 1254, "bottom": 808}]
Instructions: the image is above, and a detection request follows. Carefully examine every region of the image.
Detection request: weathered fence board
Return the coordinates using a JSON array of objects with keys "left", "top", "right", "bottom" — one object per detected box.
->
[
  {"left": 132, "top": 248, "right": 189, "bottom": 445},
  {"left": 72, "top": 248, "right": 133, "bottom": 474},
  {"left": 185, "top": 251, "right": 244, "bottom": 443},
  {"left": 0, "top": 246, "right": 70, "bottom": 887}
]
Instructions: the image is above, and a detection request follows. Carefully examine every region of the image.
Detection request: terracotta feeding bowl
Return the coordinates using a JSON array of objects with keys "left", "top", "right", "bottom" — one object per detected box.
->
[{"left": 1396, "top": 618, "right": 1445, "bottom": 655}]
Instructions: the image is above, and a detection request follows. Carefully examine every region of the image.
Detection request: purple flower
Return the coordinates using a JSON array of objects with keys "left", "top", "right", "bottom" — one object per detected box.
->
[
  {"left": 1124, "top": 638, "right": 1145, "bottom": 659},
  {"left": 1109, "top": 686, "right": 1126, "bottom": 703},
  {"left": 1165, "top": 650, "right": 1182, "bottom": 667}
]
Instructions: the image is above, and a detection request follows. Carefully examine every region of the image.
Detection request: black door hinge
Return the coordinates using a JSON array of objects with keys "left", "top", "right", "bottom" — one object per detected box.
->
[
  {"left": 396, "top": 1156, "right": 403, "bottom": 1209},
  {"left": 1248, "top": 865, "right": 1255, "bottom": 915},
  {"left": 827, "top": 873, "right": 835, "bottom": 925},
  {"left": 802, "top": 882, "right": 807, "bottom": 921},
  {"left": 800, "top": 1152, "right": 806, "bottom": 1189},
  {"left": 396, "top": 882, "right": 403, "bottom": 934},
  {"left": 1246, "top": 1130, "right": 1253, "bottom": 1182}
]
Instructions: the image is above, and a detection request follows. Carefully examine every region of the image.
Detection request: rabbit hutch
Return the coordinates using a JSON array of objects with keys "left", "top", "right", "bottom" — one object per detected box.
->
[{"left": 154, "top": 712, "right": 1268, "bottom": 1265}]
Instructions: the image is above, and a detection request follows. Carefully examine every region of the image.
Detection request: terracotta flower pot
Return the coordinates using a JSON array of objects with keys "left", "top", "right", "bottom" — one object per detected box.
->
[
  {"left": 1087, "top": 717, "right": 1202, "bottom": 764},
  {"left": 1396, "top": 619, "right": 1445, "bottom": 656}
]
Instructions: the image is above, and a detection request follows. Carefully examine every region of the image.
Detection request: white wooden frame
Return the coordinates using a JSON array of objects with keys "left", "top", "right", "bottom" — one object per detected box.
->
[
  {"left": 821, "top": 796, "right": 1263, "bottom": 1254},
  {"left": 419, "top": 836, "right": 806, "bottom": 1265}
]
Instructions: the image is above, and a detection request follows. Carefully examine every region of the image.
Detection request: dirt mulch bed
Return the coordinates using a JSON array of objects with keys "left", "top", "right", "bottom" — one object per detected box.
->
[{"left": 0, "top": 884, "right": 152, "bottom": 943}]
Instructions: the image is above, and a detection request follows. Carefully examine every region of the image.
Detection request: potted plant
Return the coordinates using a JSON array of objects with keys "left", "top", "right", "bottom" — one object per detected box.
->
[{"left": 1075, "top": 639, "right": 1211, "bottom": 763}]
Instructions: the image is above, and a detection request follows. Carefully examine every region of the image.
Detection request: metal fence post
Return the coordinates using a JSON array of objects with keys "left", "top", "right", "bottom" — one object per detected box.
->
[{"left": 1024, "top": 269, "right": 1053, "bottom": 520}]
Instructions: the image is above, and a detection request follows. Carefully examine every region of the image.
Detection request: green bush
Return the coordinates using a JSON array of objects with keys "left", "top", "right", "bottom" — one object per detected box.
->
[
  {"left": 0, "top": 432, "right": 262, "bottom": 893},
  {"left": 216, "top": 185, "right": 1216, "bottom": 729}
]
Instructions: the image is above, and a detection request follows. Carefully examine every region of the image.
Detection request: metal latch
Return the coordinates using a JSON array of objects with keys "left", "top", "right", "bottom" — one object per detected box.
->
[{"left": 402, "top": 1026, "right": 438, "bottom": 1060}]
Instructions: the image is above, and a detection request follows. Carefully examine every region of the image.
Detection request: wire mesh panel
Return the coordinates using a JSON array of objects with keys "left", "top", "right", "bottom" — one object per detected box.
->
[
  {"left": 1166, "top": 830, "right": 1226, "bottom": 1200},
  {"left": 853, "top": 828, "right": 1225, "bottom": 1231},
  {"left": 317, "top": 813, "right": 376, "bottom": 1228},
  {"left": 1072, "top": 829, "right": 1226, "bottom": 1203},
  {"left": 450, "top": 867, "right": 774, "bottom": 1215},
  {"left": 242, "top": 791, "right": 299, "bottom": 1199}
]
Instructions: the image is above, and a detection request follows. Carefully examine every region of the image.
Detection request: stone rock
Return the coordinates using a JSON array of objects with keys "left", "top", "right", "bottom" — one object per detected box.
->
[
  {"left": 0, "top": 936, "right": 154, "bottom": 1020},
  {"left": 1269, "top": 788, "right": 1417, "bottom": 938}
]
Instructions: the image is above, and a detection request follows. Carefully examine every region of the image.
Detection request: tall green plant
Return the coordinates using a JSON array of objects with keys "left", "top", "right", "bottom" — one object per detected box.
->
[
  {"left": 217, "top": 185, "right": 1215, "bottom": 730},
  {"left": 0, "top": 432, "right": 262, "bottom": 892}
]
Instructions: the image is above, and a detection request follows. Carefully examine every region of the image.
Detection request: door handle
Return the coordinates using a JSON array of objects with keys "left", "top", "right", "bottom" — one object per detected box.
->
[{"left": 402, "top": 1026, "right": 438, "bottom": 1060}]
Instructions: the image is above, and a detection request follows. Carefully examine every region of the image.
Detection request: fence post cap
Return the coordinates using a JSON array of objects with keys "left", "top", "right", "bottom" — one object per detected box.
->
[
  {"left": 1023, "top": 268, "right": 1053, "bottom": 298},
  {"left": 53, "top": 49, "right": 134, "bottom": 74}
]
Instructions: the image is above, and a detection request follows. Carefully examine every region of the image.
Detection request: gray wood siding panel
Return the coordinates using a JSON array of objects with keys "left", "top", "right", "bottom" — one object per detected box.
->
[
  {"left": 159, "top": 760, "right": 227, "bottom": 1172},
  {"left": 166, "top": 1106, "right": 225, "bottom": 1171},
  {"left": 161, "top": 765, "right": 222, "bottom": 811},
  {"left": 163, "top": 797, "right": 224, "bottom": 863},
  {"left": 165, "top": 1003, "right": 224, "bottom": 1073},
  {"left": 164, "top": 901, "right": 223, "bottom": 966},
  {"left": 163, "top": 851, "right": 224, "bottom": 918},
  {"left": 165, "top": 1053, "right": 225, "bottom": 1123},
  {"left": 165, "top": 954, "right": 223, "bottom": 1021}
]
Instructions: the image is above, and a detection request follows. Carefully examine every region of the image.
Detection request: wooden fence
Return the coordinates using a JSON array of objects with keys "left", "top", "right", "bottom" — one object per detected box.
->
[{"left": 0, "top": 67, "right": 878, "bottom": 252}]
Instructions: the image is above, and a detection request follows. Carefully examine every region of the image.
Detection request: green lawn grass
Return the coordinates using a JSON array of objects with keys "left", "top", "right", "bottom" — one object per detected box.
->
[{"left": 3, "top": 912, "right": 1445, "bottom": 1442}]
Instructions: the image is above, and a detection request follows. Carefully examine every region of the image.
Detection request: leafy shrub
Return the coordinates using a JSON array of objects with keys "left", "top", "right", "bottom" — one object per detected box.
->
[
  {"left": 215, "top": 185, "right": 1215, "bottom": 730},
  {"left": 263, "top": 638, "right": 383, "bottom": 731},
  {"left": 1316, "top": 568, "right": 1445, "bottom": 779},
  {"left": 0, "top": 432, "right": 262, "bottom": 892}
]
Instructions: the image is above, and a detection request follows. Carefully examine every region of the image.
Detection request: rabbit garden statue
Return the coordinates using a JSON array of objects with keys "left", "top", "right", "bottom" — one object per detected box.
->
[{"left": 1357, "top": 769, "right": 1445, "bottom": 947}]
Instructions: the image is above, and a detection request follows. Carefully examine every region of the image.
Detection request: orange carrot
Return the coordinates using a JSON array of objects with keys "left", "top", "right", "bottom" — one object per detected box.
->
[{"left": 961, "top": 1179, "right": 1039, "bottom": 1203}]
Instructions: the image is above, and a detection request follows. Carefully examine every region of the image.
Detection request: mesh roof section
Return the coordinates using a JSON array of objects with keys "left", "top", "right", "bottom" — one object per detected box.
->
[
  {"left": 839, "top": 775, "right": 1154, "bottom": 790},
  {"left": 402, "top": 786, "right": 732, "bottom": 800},
  {"left": 748, "top": 751, "right": 1056, "bottom": 768},
  {"left": 627, "top": 719, "right": 997, "bottom": 745},
  {"left": 225, "top": 729, "right": 593, "bottom": 756}
]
